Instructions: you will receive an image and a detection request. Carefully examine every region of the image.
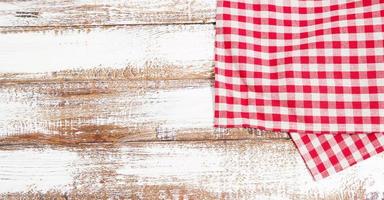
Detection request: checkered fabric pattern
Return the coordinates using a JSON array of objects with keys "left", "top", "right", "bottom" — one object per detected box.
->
[
  {"left": 290, "top": 132, "right": 384, "bottom": 180},
  {"left": 214, "top": 0, "right": 384, "bottom": 180}
]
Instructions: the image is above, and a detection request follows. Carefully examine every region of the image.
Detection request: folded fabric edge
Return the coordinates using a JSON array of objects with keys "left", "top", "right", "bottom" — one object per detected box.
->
[{"left": 289, "top": 132, "right": 384, "bottom": 180}]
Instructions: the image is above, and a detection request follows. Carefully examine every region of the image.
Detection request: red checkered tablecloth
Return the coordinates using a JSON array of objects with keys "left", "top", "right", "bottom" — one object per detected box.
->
[{"left": 214, "top": 0, "right": 384, "bottom": 180}]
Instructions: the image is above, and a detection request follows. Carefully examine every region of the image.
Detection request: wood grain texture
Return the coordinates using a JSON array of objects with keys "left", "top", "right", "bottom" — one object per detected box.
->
[
  {"left": 0, "top": 24, "right": 244, "bottom": 144},
  {"left": 0, "top": 24, "right": 214, "bottom": 82},
  {"left": 0, "top": 140, "right": 383, "bottom": 199},
  {"left": 2, "top": 1, "right": 384, "bottom": 199},
  {"left": 0, "top": 0, "right": 216, "bottom": 27},
  {"left": 0, "top": 79, "right": 288, "bottom": 145}
]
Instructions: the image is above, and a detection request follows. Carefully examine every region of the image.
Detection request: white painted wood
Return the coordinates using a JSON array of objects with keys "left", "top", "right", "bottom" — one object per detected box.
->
[
  {"left": 0, "top": 25, "right": 214, "bottom": 79},
  {"left": 0, "top": 0, "right": 216, "bottom": 26},
  {"left": 1, "top": 141, "right": 383, "bottom": 199},
  {"left": 0, "top": 79, "right": 288, "bottom": 142}
]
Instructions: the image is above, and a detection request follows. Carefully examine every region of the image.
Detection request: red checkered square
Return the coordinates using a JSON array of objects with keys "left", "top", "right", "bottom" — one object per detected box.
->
[
  {"left": 215, "top": 0, "right": 384, "bottom": 133},
  {"left": 214, "top": 0, "right": 384, "bottom": 179}
]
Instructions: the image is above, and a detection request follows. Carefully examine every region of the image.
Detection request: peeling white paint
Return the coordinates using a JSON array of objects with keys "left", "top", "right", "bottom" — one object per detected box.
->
[
  {"left": 0, "top": 149, "right": 78, "bottom": 193},
  {"left": 0, "top": 25, "right": 214, "bottom": 74}
]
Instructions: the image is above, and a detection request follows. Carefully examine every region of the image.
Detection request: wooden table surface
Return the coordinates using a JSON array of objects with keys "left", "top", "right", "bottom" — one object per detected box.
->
[{"left": 0, "top": 0, "right": 383, "bottom": 199}]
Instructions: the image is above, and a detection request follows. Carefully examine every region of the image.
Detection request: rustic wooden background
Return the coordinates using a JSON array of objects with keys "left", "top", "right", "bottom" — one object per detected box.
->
[{"left": 0, "top": 0, "right": 384, "bottom": 199}]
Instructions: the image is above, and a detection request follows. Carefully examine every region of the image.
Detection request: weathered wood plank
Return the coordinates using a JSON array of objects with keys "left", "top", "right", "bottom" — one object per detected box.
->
[
  {"left": 0, "top": 0, "right": 216, "bottom": 27},
  {"left": 0, "top": 22, "right": 289, "bottom": 144},
  {"left": 0, "top": 24, "right": 214, "bottom": 82},
  {"left": 0, "top": 79, "right": 288, "bottom": 145},
  {"left": 0, "top": 140, "right": 383, "bottom": 199}
]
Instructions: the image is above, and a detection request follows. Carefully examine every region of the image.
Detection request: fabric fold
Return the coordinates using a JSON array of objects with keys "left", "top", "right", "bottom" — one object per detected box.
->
[{"left": 290, "top": 132, "right": 384, "bottom": 180}]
